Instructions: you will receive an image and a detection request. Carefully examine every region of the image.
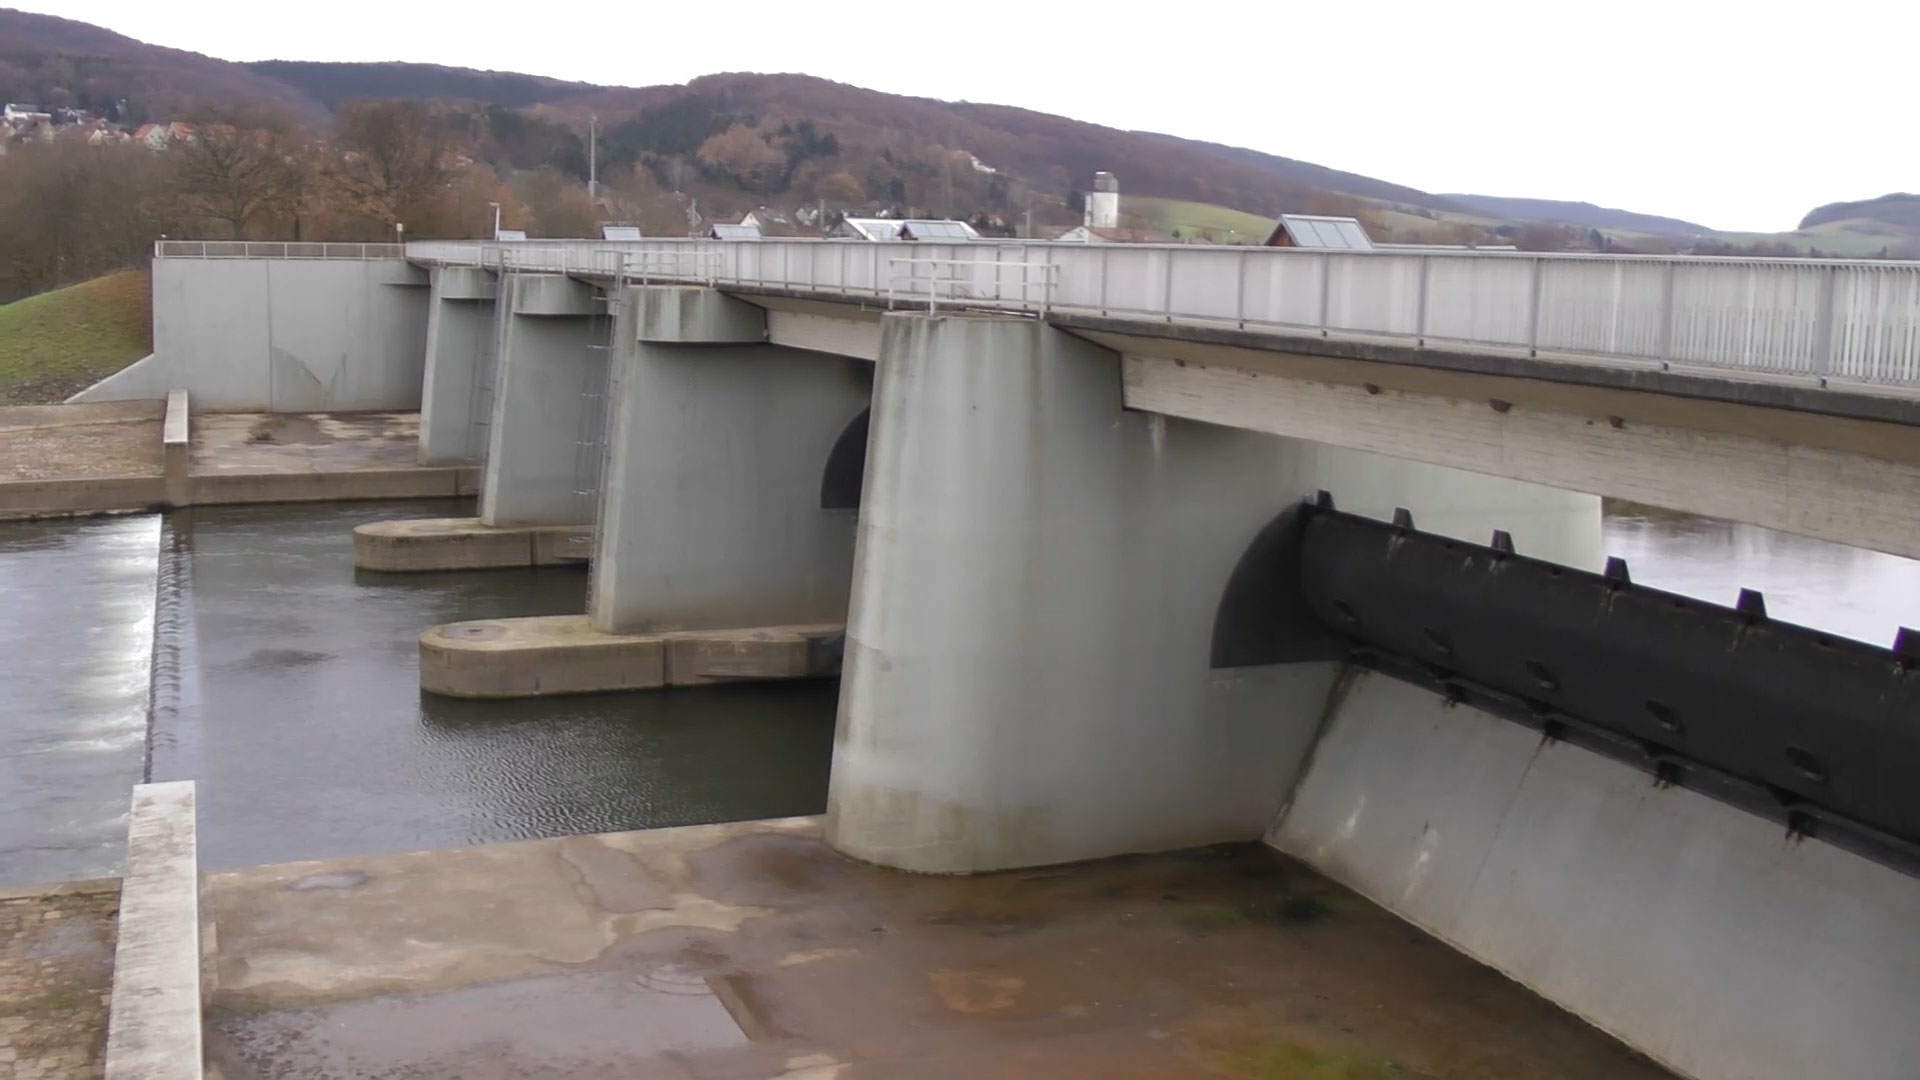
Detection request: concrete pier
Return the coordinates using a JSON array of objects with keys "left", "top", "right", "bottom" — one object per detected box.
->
[
  {"left": 479, "top": 273, "right": 607, "bottom": 528},
  {"left": 417, "top": 267, "right": 498, "bottom": 466},
  {"left": 825, "top": 314, "right": 1600, "bottom": 874},
  {"left": 590, "top": 287, "right": 870, "bottom": 633},
  {"left": 420, "top": 615, "right": 843, "bottom": 697}
]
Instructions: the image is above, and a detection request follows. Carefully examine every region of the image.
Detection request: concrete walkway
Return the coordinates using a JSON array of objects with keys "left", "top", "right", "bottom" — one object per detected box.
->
[
  {"left": 0, "top": 407, "right": 475, "bottom": 518},
  {"left": 202, "top": 818, "right": 1672, "bottom": 1079}
]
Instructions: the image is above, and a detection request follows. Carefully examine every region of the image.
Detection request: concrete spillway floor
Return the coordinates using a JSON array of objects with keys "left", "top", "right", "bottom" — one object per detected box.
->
[{"left": 203, "top": 818, "right": 1674, "bottom": 1080}]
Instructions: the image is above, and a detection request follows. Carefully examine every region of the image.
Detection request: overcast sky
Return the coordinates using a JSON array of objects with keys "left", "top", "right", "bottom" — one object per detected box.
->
[{"left": 15, "top": 0, "right": 1915, "bottom": 232}]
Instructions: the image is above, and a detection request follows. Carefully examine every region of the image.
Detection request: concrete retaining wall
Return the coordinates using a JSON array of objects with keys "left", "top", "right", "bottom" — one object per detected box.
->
[
  {"left": 825, "top": 314, "right": 1600, "bottom": 873},
  {"left": 1270, "top": 671, "right": 1920, "bottom": 1080},
  {"left": 75, "top": 258, "right": 429, "bottom": 411}
]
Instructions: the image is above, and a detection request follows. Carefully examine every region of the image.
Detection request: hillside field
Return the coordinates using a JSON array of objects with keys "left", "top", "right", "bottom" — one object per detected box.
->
[
  {"left": 1122, "top": 197, "right": 1277, "bottom": 243},
  {"left": 0, "top": 270, "right": 153, "bottom": 405}
]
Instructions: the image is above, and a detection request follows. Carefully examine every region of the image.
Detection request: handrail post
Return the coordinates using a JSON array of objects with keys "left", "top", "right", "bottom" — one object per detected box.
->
[
  {"left": 1415, "top": 254, "right": 1431, "bottom": 345},
  {"left": 1163, "top": 248, "right": 1176, "bottom": 322},
  {"left": 1236, "top": 247, "right": 1249, "bottom": 328},
  {"left": 1813, "top": 266, "right": 1838, "bottom": 385},
  {"left": 1526, "top": 256, "right": 1544, "bottom": 357},
  {"left": 1657, "top": 261, "right": 1677, "bottom": 367},
  {"left": 1099, "top": 247, "right": 1111, "bottom": 314},
  {"left": 1318, "top": 252, "right": 1332, "bottom": 334}
]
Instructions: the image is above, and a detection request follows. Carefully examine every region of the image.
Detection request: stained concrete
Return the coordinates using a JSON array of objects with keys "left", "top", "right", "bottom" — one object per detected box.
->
[
  {"left": 189, "top": 412, "right": 477, "bottom": 504},
  {"left": 420, "top": 615, "right": 844, "bottom": 698},
  {"left": 200, "top": 818, "right": 1672, "bottom": 1080},
  {"left": 0, "top": 879, "right": 118, "bottom": 1080}
]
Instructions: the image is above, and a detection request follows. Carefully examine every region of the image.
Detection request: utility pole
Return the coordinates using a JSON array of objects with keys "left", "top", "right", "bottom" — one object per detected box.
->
[{"left": 588, "top": 113, "right": 598, "bottom": 203}]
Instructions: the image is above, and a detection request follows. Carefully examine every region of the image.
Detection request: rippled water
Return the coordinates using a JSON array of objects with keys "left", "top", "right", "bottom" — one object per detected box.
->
[
  {"left": 2, "top": 499, "right": 1914, "bottom": 886},
  {"left": 0, "top": 515, "right": 158, "bottom": 886},
  {"left": 145, "top": 500, "right": 839, "bottom": 871}
]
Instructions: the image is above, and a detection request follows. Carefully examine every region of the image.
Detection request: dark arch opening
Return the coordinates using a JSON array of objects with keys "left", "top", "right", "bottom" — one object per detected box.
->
[
  {"left": 1209, "top": 503, "right": 1343, "bottom": 668},
  {"left": 820, "top": 407, "right": 870, "bottom": 510}
]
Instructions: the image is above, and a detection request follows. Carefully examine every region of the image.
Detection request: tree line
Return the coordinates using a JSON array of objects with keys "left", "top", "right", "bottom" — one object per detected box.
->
[{"left": 0, "top": 101, "right": 599, "bottom": 303}]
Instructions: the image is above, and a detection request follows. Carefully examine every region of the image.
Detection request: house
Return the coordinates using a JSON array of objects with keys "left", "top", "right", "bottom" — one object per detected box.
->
[
  {"left": 831, "top": 217, "right": 903, "bottom": 241},
  {"left": 833, "top": 218, "right": 979, "bottom": 241},
  {"left": 3, "top": 103, "right": 51, "bottom": 125},
  {"left": 897, "top": 220, "right": 979, "bottom": 241},
  {"left": 1051, "top": 225, "right": 1178, "bottom": 244},
  {"left": 132, "top": 122, "right": 198, "bottom": 150},
  {"left": 708, "top": 222, "right": 762, "bottom": 240},
  {"left": 1262, "top": 214, "right": 1375, "bottom": 250}
]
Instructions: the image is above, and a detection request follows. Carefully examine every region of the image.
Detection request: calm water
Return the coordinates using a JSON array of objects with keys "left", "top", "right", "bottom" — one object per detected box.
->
[
  {"left": 1602, "top": 506, "right": 1920, "bottom": 650},
  {"left": 144, "top": 500, "right": 839, "bottom": 871},
  {"left": 0, "top": 500, "right": 1914, "bottom": 886}
]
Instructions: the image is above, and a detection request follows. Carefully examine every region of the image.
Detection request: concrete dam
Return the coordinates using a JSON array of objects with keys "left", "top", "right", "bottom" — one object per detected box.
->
[{"left": 8, "top": 237, "right": 1918, "bottom": 1079}]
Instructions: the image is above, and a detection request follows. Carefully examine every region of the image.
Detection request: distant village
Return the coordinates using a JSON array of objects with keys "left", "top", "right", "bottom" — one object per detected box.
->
[{"left": 1, "top": 101, "right": 199, "bottom": 153}]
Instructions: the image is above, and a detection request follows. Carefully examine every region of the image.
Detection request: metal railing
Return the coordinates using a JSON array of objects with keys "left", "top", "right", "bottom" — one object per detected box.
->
[
  {"left": 154, "top": 240, "right": 405, "bottom": 260},
  {"left": 403, "top": 239, "right": 1920, "bottom": 387},
  {"left": 887, "top": 256, "right": 1058, "bottom": 313}
]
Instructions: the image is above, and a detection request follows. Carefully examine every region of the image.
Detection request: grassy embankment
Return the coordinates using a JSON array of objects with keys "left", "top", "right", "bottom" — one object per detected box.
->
[{"left": 0, "top": 269, "right": 152, "bottom": 405}]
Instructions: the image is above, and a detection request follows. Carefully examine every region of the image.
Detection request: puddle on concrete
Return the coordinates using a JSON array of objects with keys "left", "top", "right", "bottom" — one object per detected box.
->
[
  {"left": 204, "top": 828, "right": 1676, "bottom": 1079},
  {"left": 146, "top": 499, "right": 838, "bottom": 871},
  {"left": 0, "top": 515, "right": 157, "bottom": 886}
]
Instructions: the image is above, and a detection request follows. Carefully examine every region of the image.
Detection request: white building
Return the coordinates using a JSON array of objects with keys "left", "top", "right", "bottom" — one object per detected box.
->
[{"left": 1084, "top": 171, "right": 1120, "bottom": 230}]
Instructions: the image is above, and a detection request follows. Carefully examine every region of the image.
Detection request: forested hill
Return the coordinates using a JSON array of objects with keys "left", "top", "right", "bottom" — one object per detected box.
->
[
  {"left": 2, "top": 7, "right": 1459, "bottom": 218},
  {"left": 242, "top": 60, "right": 600, "bottom": 112}
]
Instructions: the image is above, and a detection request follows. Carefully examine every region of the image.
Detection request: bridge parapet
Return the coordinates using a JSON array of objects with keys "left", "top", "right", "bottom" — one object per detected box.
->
[{"left": 406, "top": 238, "right": 1920, "bottom": 388}]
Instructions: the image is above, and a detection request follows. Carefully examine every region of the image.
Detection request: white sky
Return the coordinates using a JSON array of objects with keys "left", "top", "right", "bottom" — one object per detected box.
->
[{"left": 15, "top": 0, "right": 1916, "bottom": 232}]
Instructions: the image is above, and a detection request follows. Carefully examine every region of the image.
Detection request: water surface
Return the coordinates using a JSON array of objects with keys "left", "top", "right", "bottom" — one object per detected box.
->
[
  {"left": 147, "top": 500, "right": 838, "bottom": 871},
  {"left": 0, "top": 515, "right": 157, "bottom": 886}
]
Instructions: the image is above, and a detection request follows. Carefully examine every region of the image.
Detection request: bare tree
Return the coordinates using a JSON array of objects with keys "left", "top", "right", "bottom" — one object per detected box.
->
[
  {"left": 331, "top": 100, "right": 461, "bottom": 224},
  {"left": 168, "top": 108, "right": 304, "bottom": 238}
]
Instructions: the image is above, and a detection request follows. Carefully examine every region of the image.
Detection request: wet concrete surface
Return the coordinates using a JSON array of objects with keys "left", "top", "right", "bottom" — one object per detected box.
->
[
  {"left": 148, "top": 499, "right": 838, "bottom": 872},
  {"left": 0, "top": 880, "right": 118, "bottom": 1079},
  {"left": 203, "top": 819, "right": 1674, "bottom": 1080},
  {"left": 0, "top": 514, "right": 157, "bottom": 887},
  {"left": 0, "top": 401, "right": 162, "bottom": 483},
  {"left": 190, "top": 412, "right": 429, "bottom": 474}
]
